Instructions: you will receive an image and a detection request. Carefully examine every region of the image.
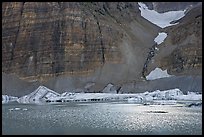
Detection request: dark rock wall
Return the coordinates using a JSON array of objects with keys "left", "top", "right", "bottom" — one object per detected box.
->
[
  {"left": 146, "top": 3, "right": 202, "bottom": 76},
  {"left": 2, "top": 2, "right": 201, "bottom": 94},
  {"left": 2, "top": 2, "right": 124, "bottom": 82},
  {"left": 2, "top": 2, "right": 159, "bottom": 84},
  {"left": 144, "top": 2, "right": 200, "bottom": 13}
]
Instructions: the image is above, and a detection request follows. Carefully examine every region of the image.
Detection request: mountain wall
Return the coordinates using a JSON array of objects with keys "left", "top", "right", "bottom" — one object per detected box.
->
[{"left": 2, "top": 2, "right": 202, "bottom": 94}]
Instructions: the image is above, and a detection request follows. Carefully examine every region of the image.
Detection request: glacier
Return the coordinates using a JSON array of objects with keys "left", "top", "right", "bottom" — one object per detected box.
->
[{"left": 2, "top": 85, "right": 202, "bottom": 106}]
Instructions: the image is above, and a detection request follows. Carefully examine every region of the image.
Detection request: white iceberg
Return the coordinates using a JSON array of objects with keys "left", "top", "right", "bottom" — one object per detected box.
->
[
  {"left": 148, "top": 88, "right": 183, "bottom": 100},
  {"left": 17, "top": 86, "right": 60, "bottom": 104},
  {"left": 139, "top": 88, "right": 201, "bottom": 106},
  {"left": 127, "top": 96, "right": 144, "bottom": 103},
  {"left": 2, "top": 95, "right": 18, "bottom": 104},
  {"left": 175, "top": 92, "right": 202, "bottom": 101}
]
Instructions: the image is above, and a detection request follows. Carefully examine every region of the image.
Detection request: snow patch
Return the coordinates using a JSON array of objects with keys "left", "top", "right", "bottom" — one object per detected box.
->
[
  {"left": 154, "top": 32, "right": 167, "bottom": 45},
  {"left": 146, "top": 67, "right": 172, "bottom": 80},
  {"left": 138, "top": 2, "right": 186, "bottom": 28}
]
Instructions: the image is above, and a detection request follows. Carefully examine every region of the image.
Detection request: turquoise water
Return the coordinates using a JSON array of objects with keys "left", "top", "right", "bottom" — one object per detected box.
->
[{"left": 2, "top": 102, "right": 202, "bottom": 135}]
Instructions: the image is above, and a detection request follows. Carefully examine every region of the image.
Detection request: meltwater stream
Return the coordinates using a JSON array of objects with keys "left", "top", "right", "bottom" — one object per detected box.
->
[{"left": 2, "top": 102, "right": 202, "bottom": 135}]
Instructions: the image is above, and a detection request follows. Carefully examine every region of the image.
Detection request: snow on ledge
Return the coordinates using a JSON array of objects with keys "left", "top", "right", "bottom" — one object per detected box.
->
[
  {"left": 154, "top": 32, "right": 167, "bottom": 45},
  {"left": 138, "top": 2, "right": 186, "bottom": 28},
  {"left": 146, "top": 67, "right": 172, "bottom": 80}
]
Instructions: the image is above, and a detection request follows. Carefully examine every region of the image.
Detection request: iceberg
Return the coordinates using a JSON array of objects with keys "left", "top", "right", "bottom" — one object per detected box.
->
[
  {"left": 175, "top": 92, "right": 202, "bottom": 101},
  {"left": 127, "top": 96, "right": 144, "bottom": 103},
  {"left": 48, "top": 92, "right": 137, "bottom": 103},
  {"left": 17, "top": 86, "right": 60, "bottom": 104},
  {"left": 127, "top": 88, "right": 201, "bottom": 105},
  {"left": 3, "top": 85, "right": 202, "bottom": 105},
  {"left": 2, "top": 95, "right": 18, "bottom": 104}
]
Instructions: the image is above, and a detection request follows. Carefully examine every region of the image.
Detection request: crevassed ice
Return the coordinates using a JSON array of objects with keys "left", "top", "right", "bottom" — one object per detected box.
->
[{"left": 138, "top": 2, "right": 186, "bottom": 28}]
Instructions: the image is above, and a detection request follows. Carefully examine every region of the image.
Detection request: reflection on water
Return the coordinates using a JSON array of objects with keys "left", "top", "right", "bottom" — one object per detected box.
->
[{"left": 2, "top": 102, "right": 202, "bottom": 135}]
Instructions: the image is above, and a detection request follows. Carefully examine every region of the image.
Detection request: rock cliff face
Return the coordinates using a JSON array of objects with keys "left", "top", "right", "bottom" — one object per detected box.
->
[
  {"left": 146, "top": 3, "right": 202, "bottom": 76},
  {"left": 2, "top": 2, "right": 159, "bottom": 84},
  {"left": 2, "top": 2, "right": 121, "bottom": 80},
  {"left": 2, "top": 2, "right": 202, "bottom": 94},
  {"left": 144, "top": 2, "right": 200, "bottom": 13}
]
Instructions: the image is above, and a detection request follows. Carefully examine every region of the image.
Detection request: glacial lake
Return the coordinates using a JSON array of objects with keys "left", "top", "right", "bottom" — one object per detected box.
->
[{"left": 2, "top": 102, "right": 202, "bottom": 135}]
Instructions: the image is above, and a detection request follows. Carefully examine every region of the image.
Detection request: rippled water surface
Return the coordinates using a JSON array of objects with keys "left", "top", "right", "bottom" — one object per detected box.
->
[{"left": 2, "top": 102, "right": 202, "bottom": 135}]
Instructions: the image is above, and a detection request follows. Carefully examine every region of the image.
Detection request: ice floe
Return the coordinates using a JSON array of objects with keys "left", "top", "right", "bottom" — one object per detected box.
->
[
  {"left": 9, "top": 108, "right": 28, "bottom": 111},
  {"left": 17, "top": 86, "right": 60, "bottom": 104},
  {"left": 2, "top": 95, "right": 18, "bottom": 104}
]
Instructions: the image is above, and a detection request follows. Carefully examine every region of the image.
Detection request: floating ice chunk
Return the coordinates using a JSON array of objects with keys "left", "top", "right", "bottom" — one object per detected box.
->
[
  {"left": 144, "top": 95, "right": 153, "bottom": 102},
  {"left": 146, "top": 67, "right": 172, "bottom": 80},
  {"left": 61, "top": 92, "right": 75, "bottom": 97},
  {"left": 138, "top": 2, "right": 186, "bottom": 28},
  {"left": 2, "top": 95, "right": 9, "bottom": 104},
  {"left": 14, "top": 108, "right": 21, "bottom": 110},
  {"left": 9, "top": 108, "right": 21, "bottom": 111},
  {"left": 153, "top": 100, "right": 177, "bottom": 105},
  {"left": 127, "top": 96, "right": 144, "bottom": 103},
  {"left": 5, "top": 85, "right": 202, "bottom": 105},
  {"left": 154, "top": 32, "right": 167, "bottom": 45},
  {"left": 17, "top": 86, "right": 60, "bottom": 104},
  {"left": 2, "top": 95, "right": 18, "bottom": 104},
  {"left": 147, "top": 88, "right": 183, "bottom": 100},
  {"left": 164, "top": 88, "right": 183, "bottom": 100},
  {"left": 9, "top": 108, "right": 28, "bottom": 111},
  {"left": 175, "top": 94, "right": 202, "bottom": 101}
]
